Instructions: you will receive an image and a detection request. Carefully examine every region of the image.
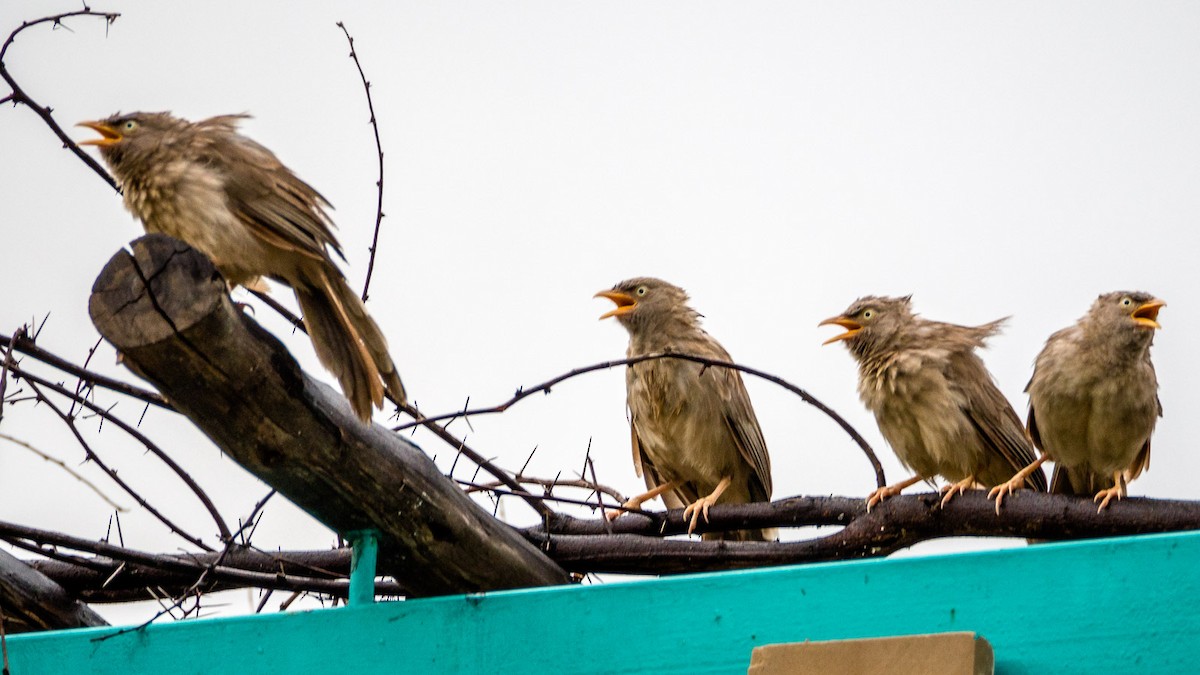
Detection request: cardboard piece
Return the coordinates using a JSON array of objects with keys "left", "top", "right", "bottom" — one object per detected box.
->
[{"left": 748, "top": 631, "right": 993, "bottom": 675}]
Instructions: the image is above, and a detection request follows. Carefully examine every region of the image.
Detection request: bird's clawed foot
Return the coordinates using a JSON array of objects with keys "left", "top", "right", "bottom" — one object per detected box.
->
[
  {"left": 682, "top": 495, "right": 719, "bottom": 535},
  {"left": 1093, "top": 472, "right": 1127, "bottom": 512},
  {"left": 939, "top": 476, "right": 977, "bottom": 508},
  {"left": 865, "top": 486, "right": 901, "bottom": 512},
  {"left": 987, "top": 456, "right": 1048, "bottom": 514},
  {"left": 987, "top": 475, "right": 1029, "bottom": 514},
  {"left": 606, "top": 496, "right": 645, "bottom": 522},
  {"left": 606, "top": 481, "right": 679, "bottom": 522},
  {"left": 865, "top": 475, "right": 923, "bottom": 512},
  {"left": 681, "top": 476, "right": 732, "bottom": 535}
]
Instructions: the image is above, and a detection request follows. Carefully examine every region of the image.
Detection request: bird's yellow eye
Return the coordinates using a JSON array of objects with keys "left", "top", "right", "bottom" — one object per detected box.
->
[
  {"left": 862, "top": 309, "right": 874, "bottom": 319},
  {"left": 123, "top": 120, "right": 138, "bottom": 131},
  {"left": 1120, "top": 297, "right": 1133, "bottom": 307},
  {"left": 636, "top": 286, "right": 647, "bottom": 296}
]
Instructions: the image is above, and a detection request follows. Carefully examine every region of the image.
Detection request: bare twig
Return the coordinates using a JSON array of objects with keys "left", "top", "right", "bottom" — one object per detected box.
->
[
  {"left": 0, "top": 332, "right": 168, "bottom": 409},
  {"left": 14, "top": 366, "right": 231, "bottom": 544},
  {"left": 98, "top": 488, "right": 282, "bottom": 638},
  {"left": 23, "top": 379, "right": 213, "bottom": 551},
  {"left": 456, "top": 479, "right": 643, "bottom": 515},
  {"left": 0, "top": 520, "right": 374, "bottom": 602},
  {"left": 0, "top": 325, "right": 23, "bottom": 422},
  {"left": 465, "top": 475, "right": 627, "bottom": 504},
  {"left": 394, "top": 352, "right": 886, "bottom": 488},
  {"left": 0, "top": 432, "right": 127, "bottom": 510},
  {"left": 0, "top": 9, "right": 122, "bottom": 191},
  {"left": 335, "top": 22, "right": 388, "bottom": 303}
]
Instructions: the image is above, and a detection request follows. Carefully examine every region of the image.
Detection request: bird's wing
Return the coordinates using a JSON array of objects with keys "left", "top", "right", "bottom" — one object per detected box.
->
[
  {"left": 629, "top": 418, "right": 688, "bottom": 508},
  {"left": 953, "top": 353, "right": 1047, "bottom": 491},
  {"left": 715, "top": 363, "right": 773, "bottom": 500},
  {"left": 1127, "top": 377, "right": 1163, "bottom": 482},
  {"left": 1127, "top": 437, "right": 1152, "bottom": 481},
  {"left": 209, "top": 130, "right": 345, "bottom": 264},
  {"left": 1026, "top": 406, "right": 1043, "bottom": 450}
]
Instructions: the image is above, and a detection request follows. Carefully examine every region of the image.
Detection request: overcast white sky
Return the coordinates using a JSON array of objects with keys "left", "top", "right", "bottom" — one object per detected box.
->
[{"left": 3, "top": 2, "right": 1199, "bottom": 624}]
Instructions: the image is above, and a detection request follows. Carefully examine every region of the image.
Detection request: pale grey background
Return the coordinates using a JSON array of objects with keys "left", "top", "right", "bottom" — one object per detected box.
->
[{"left": 2, "top": 2, "right": 1197, "bottom": 624}]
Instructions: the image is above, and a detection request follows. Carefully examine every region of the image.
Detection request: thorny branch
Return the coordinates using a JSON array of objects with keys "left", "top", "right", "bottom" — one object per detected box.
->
[
  {"left": 22, "top": 378, "right": 213, "bottom": 551},
  {"left": 11, "top": 363, "right": 231, "bottom": 544},
  {"left": 521, "top": 491, "right": 1200, "bottom": 575},
  {"left": 464, "top": 475, "right": 627, "bottom": 505},
  {"left": 396, "top": 352, "right": 886, "bottom": 489},
  {"left": 0, "top": 519, "right": 388, "bottom": 602},
  {"left": 0, "top": 432, "right": 127, "bottom": 511},
  {"left": 0, "top": 326, "right": 21, "bottom": 422},
  {"left": 0, "top": 9, "right": 121, "bottom": 191},
  {"left": 0, "top": 331, "right": 167, "bottom": 409},
  {"left": 335, "top": 22, "right": 389, "bottom": 304},
  {"left": 93, "top": 489, "right": 278, "bottom": 640}
]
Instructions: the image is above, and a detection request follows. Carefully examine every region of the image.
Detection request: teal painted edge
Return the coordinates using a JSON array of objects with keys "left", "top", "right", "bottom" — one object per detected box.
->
[
  {"left": 346, "top": 529, "right": 379, "bottom": 606},
  {"left": 8, "top": 530, "right": 1200, "bottom": 674}
]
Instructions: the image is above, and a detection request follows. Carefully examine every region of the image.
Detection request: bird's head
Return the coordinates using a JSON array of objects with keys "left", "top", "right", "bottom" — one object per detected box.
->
[
  {"left": 819, "top": 295, "right": 914, "bottom": 358},
  {"left": 77, "top": 112, "right": 188, "bottom": 174},
  {"left": 1087, "top": 291, "right": 1166, "bottom": 342},
  {"left": 595, "top": 277, "right": 697, "bottom": 334}
]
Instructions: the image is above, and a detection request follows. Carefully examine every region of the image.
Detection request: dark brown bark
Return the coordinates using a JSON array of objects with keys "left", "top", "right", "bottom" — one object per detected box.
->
[
  {"left": 523, "top": 490, "right": 1200, "bottom": 574},
  {"left": 14, "top": 491, "right": 1200, "bottom": 600},
  {"left": 26, "top": 549, "right": 399, "bottom": 603},
  {"left": 87, "top": 234, "right": 570, "bottom": 597},
  {"left": 0, "top": 549, "right": 107, "bottom": 634}
]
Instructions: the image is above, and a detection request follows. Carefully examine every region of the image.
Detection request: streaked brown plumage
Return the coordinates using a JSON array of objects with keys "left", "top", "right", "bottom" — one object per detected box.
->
[
  {"left": 821, "top": 295, "right": 1046, "bottom": 510},
  {"left": 596, "top": 277, "right": 774, "bottom": 541},
  {"left": 990, "top": 292, "right": 1163, "bottom": 512},
  {"left": 79, "top": 112, "right": 404, "bottom": 421}
]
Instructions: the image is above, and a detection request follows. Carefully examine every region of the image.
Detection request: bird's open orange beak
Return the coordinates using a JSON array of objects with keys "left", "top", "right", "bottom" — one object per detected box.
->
[
  {"left": 76, "top": 121, "right": 122, "bottom": 147},
  {"left": 1132, "top": 299, "right": 1166, "bottom": 329},
  {"left": 595, "top": 290, "right": 637, "bottom": 320},
  {"left": 819, "top": 316, "right": 862, "bottom": 345}
]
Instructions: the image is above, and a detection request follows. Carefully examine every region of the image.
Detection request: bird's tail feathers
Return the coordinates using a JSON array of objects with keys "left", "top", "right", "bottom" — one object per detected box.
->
[{"left": 295, "top": 273, "right": 406, "bottom": 422}]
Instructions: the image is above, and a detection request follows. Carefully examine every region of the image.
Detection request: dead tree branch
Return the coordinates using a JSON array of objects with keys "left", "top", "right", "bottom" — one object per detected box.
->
[
  {"left": 395, "top": 352, "right": 886, "bottom": 488},
  {"left": 0, "top": 519, "right": 388, "bottom": 601},
  {"left": 88, "top": 234, "right": 570, "bottom": 596},
  {"left": 0, "top": 331, "right": 167, "bottom": 409},
  {"left": 14, "top": 367, "right": 230, "bottom": 546},
  {"left": 522, "top": 491, "right": 1200, "bottom": 574},
  {"left": 0, "top": 9, "right": 121, "bottom": 191},
  {"left": 0, "top": 548, "right": 107, "bottom": 634},
  {"left": 334, "top": 22, "right": 388, "bottom": 303}
]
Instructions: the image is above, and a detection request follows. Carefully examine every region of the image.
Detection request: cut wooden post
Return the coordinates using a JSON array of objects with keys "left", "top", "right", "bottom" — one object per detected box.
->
[
  {"left": 88, "top": 234, "right": 570, "bottom": 597},
  {"left": 0, "top": 549, "right": 107, "bottom": 634}
]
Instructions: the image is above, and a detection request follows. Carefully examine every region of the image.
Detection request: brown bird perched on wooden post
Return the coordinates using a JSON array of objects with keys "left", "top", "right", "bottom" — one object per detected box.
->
[
  {"left": 596, "top": 277, "right": 774, "bottom": 541},
  {"left": 820, "top": 295, "right": 1046, "bottom": 510},
  {"left": 990, "top": 292, "right": 1164, "bottom": 513},
  {"left": 78, "top": 112, "right": 405, "bottom": 422}
]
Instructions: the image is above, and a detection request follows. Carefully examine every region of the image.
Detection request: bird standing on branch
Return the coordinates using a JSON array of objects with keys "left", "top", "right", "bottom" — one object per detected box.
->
[
  {"left": 821, "top": 295, "right": 1046, "bottom": 510},
  {"left": 990, "top": 292, "right": 1164, "bottom": 512},
  {"left": 78, "top": 112, "right": 405, "bottom": 422},
  {"left": 596, "top": 277, "right": 774, "bottom": 541}
]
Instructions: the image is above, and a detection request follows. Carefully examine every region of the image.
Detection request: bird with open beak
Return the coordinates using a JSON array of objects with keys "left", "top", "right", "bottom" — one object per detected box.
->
[
  {"left": 596, "top": 277, "right": 774, "bottom": 540},
  {"left": 990, "top": 292, "right": 1164, "bottom": 512},
  {"left": 78, "top": 112, "right": 405, "bottom": 422},
  {"left": 820, "top": 295, "right": 1046, "bottom": 510}
]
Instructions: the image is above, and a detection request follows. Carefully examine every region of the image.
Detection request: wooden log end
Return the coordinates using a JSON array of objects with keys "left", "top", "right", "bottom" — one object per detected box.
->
[{"left": 89, "top": 234, "right": 228, "bottom": 348}]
